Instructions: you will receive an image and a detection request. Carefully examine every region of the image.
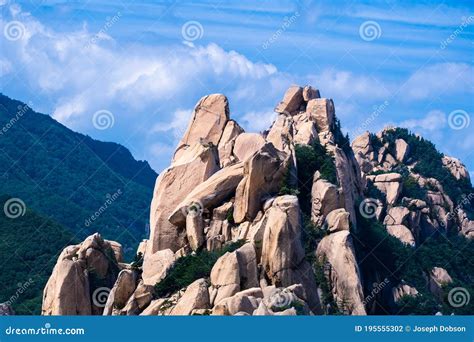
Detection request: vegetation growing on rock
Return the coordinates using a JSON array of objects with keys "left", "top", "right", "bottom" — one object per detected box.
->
[
  {"left": 154, "top": 241, "right": 245, "bottom": 298},
  {"left": 354, "top": 202, "right": 474, "bottom": 315},
  {"left": 295, "top": 141, "right": 337, "bottom": 214},
  {"left": 383, "top": 128, "right": 472, "bottom": 207}
]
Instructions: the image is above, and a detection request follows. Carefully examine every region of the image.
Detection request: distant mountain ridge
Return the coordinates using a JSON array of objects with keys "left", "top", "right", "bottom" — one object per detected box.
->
[{"left": 0, "top": 93, "right": 157, "bottom": 257}]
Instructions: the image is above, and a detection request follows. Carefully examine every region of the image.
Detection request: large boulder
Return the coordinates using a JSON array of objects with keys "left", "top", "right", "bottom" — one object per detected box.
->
[
  {"left": 293, "top": 120, "right": 317, "bottom": 145},
  {"left": 233, "top": 133, "right": 266, "bottom": 162},
  {"left": 206, "top": 202, "right": 233, "bottom": 242},
  {"left": 218, "top": 120, "right": 244, "bottom": 167},
  {"left": 386, "top": 225, "right": 416, "bottom": 247},
  {"left": 259, "top": 196, "right": 321, "bottom": 313},
  {"left": 103, "top": 270, "right": 137, "bottom": 315},
  {"left": 274, "top": 85, "right": 303, "bottom": 115},
  {"left": 307, "top": 98, "right": 335, "bottom": 132},
  {"left": 261, "top": 196, "right": 305, "bottom": 285},
  {"left": 169, "top": 162, "right": 244, "bottom": 225},
  {"left": 142, "top": 249, "right": 176, "bottom": 286},
  {"left": 368, "top": 173, "right": 402, "bottom": 205},
  {"left": 42, "top": 246, "right": 91, "bottom": 315},
  {"left": 42, "top": 234, "right": 120, "bottom": 315},
  {"left": 394, "top": 139, "right": 410, "bottom": 162},
  {"left": 235, "top": 243, "right": 259, "bottom": 289},
  {"left": 186, "top": 210, "right": 205, "bottom": 251},
  {"left": 311, "top": 176, "right": 342, "bottom": 226},
  {"left": 266, "top": 114, "right": 294, "bottom": 154},
  {"left": 352, "top": 132, "right": 373, "bottom": 156},
  {"left": 212, "top": 288, "right": 261, "bottom": 316},
  {"left": 316, "top": 231, "right": 366, "bottom": 315},
  {"left": 233, "top": 143, "right": 288, "bottom": 223},
  {"left": 302, "top": 85, "right": 320, "bottom": 101},
  {"left": 149, "top": 142, "right": 219, "bottom": 253},
  {"left": 324, "top": 208, "right": 350, "bottom": 233},
  {"left": 120, "top": 281, "right": 154, "bottom": 315},
  {"left": 210, "top": 251, "right": 241, "bottom": 304},
  {"left": 457, "top": 209, "right": 474, "bottom": 239},
  {"left": 384, "top": 206, "right": 410, "bottom": 226},
  {"left": 210, "top": 243, "right": 258, "bottom": 305},
  {"left": 174, "top": 94, "right": 229, "bottom": 160},
  {"left": 429, "top": 267, "right": 453, "bottom": 300},
  {"left": 442, "top": 156, "right": 470, "bottom": 181},
  {"left": 352, "top": 132, "right": 375, "bottom": 174},
  {"left": 171, "top": 279, "right": 210, "bottom": 315},
  {"left": 333, "top": 146, "right": 364, "bottom": 227}
]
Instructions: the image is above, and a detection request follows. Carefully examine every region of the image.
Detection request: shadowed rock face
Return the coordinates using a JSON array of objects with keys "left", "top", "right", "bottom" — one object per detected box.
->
[
  {"left": 316, "top": 230, "right": 366, "bottom": 315},
  {"left": 42, "top": 85, "right": 472, "bottom": 316},
  {"left": 42, "top": 233, "right": 120, "bottom": 315},
  {"left": 149, "top": 142, "right": 220, "bottom": 254}
]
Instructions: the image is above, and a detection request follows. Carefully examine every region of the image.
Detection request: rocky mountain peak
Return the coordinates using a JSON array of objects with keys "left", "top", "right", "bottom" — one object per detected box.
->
[{"left": 41, "top": 86, "right": 473, "bottom": 317}]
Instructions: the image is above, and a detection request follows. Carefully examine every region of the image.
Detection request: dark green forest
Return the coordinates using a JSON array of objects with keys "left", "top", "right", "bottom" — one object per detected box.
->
[
  {"left": 0, "top": 195, "right": 78, "bottom": 314},
  {"left": 0, "top": 94, "right": 157, "bottom": 256},
  {"left": 0, "top": 94, "right": 157, "bottom": 314}
]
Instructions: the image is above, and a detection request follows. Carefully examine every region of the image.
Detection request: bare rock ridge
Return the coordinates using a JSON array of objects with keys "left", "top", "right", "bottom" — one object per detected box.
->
[{"left": 42, "top": 85, "right": 473, "bottom": 316}]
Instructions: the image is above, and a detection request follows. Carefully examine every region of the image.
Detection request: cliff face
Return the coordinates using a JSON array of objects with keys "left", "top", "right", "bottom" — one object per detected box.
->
[
  {"left": 352, "top": 128, "right": 473, "bottom": 242},
  {"left": 41, "top": 86, "right": 474, "bottom": 316}
]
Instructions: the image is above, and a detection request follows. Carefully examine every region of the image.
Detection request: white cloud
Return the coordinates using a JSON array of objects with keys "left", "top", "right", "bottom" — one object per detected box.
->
[
  {"left": 0, "top": 58, "right": 12, "bottom": 76},
  {"left": 2, "top": 4, "right": 471, "bottom": 172},
  {"left": 308, "top": 69, "right": 391, "bottom": 102},
  {"left": 240, "top": 108, "right": 277, "bottom": 133},
  {"left": 350, "top": 4, "right": 469, "bottom": 27},
  {"left": 149, "top": 142, "right": 175, "bottom": 158},
  {"left": 399, "top": 110, "right": 447, "bottom": 131},
  {"left": 402, "top": 63, "right": 474, "bottom": 100},
  {"left": 1, "top": 5, "right": 279, "bottom": 127},
  {"left": 151, "top": 108, "right": 192, "bottom": 141},
  {"left": 0, "top": 5, "right": 287, "bottom": 170}
]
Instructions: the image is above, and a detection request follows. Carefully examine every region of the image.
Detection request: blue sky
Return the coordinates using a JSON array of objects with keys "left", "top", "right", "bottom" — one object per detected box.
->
[{"left": 1, "top": 0, "right": 473, "bottom": 174}]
